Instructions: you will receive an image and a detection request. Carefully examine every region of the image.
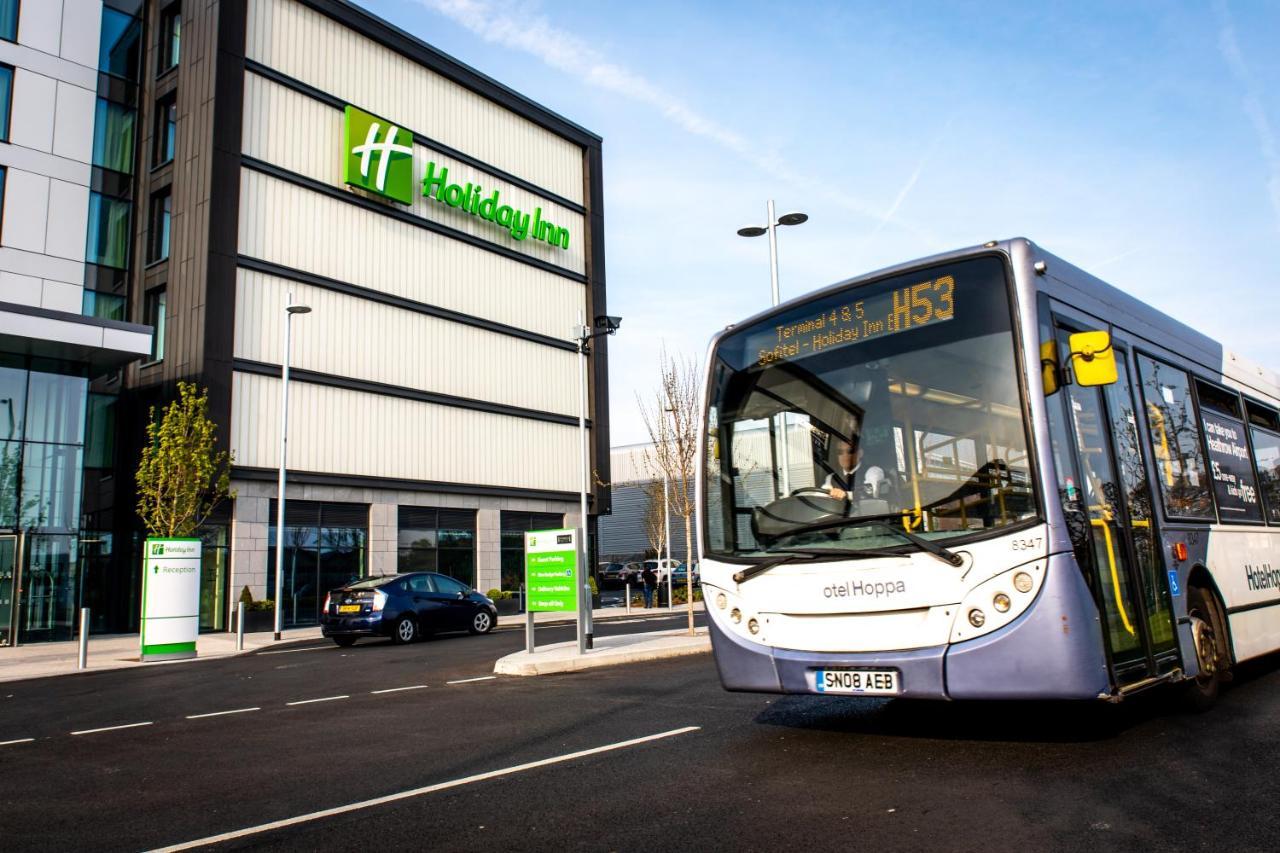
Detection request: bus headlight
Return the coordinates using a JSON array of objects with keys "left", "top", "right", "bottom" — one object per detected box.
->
[
  {"left": 747, "top": 618, "right": 760, "bottom": 635},
  {"left": 730, "top": 608, "right": 742, "bottom": 624},
  {"left": 950, "top": 560, "right": 1046, "bottom": 644},
  {"left": 716, "top": 593, "right": 728, "bottom": 610}
]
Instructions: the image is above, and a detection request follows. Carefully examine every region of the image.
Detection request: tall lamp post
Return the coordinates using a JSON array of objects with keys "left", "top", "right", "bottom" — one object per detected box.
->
[
  {"left": 574, "top": 312, "right": 621, "bottom": 654},
  {"left": 274, "top": 294, "right": 311, "bottom": 641},
  {"left": 737, "top": 201, "right": 808, "bottom": 497}
]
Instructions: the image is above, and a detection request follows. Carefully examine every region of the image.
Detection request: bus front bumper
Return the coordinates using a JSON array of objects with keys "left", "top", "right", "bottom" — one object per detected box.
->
[{"left": 707, "top": 551, "right": 1109, "bottom": 701}]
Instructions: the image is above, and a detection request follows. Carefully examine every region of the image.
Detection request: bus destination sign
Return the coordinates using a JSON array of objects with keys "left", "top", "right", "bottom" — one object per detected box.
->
[{"left": 756, "top": 275, "right": 955, "bottom": 366}]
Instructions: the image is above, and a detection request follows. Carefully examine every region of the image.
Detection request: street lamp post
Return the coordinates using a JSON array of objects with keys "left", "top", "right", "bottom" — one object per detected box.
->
[
  {"left": 737, "top": 201, "right": 808, "bottom": 498},
  {"left": 574, "top": 312, "right": 621, "bottom": 654},
  {"left": 273, "top": 293, "right": 311, "bottom": 642}
]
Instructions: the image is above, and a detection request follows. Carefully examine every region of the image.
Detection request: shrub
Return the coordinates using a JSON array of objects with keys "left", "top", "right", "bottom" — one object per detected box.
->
[
  {"left": 238, "top": 585, "right": 254, "bottom": 606},
  {"left": 247, "top": 599, "right": 275, "bottom": 612}
]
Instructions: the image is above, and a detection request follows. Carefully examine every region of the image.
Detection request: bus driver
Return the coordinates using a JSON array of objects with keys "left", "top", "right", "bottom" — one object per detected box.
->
[{"left": 821, "top": 436, "right": 894, "bottom": 506}]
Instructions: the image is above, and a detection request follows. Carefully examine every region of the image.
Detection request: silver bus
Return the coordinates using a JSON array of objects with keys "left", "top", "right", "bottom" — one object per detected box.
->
[{"left": 698, "top": 238, "right": 1280, "bottom": 706}]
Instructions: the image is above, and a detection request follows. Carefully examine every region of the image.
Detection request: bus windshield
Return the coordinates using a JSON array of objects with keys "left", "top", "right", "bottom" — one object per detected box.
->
[{"left": 704, "top": 255, "right": 1037, "bottom": 558}]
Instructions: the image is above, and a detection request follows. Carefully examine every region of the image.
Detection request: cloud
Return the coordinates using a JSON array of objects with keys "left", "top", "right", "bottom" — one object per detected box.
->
[
  {"left": 1214, "top": 0, "right": 1280, "bottom": 234},
  {"left": 412, "top": 0, "right": 929, "bottom": 234}
]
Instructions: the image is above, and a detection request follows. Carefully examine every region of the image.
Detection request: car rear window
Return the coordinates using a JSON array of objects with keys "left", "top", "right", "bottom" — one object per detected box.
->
[{"left": 346, "top": 575, "right": 400, "bottom": 589}]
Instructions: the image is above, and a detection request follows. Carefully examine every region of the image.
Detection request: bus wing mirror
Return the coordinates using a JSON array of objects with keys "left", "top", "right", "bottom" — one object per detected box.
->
[{"left": 1068, "top": 330, "right": 1118, "bottom": 387}]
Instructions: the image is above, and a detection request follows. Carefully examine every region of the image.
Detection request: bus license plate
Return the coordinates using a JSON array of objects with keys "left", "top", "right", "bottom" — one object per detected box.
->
[{"left": 812, "top": 668, "right": 900, "bottom": 695}]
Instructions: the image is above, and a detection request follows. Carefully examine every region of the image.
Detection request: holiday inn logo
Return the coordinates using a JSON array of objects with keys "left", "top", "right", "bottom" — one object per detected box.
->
[
  {"left": 341, "top": 103, "right": 571, "bottom": 251},
  {"left": 343, "top": 105, "right": 414, "bottom": 204}
]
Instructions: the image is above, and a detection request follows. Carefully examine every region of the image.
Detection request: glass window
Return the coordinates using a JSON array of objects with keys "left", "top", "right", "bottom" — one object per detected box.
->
[
  {"left": 0, "top": 356, "right": 26, "bottom": 441},
  {"left": 704, "top": 256, "right": 1034, "bottom": 557},
  {"left": 82, "top": 290, "right": 126, "bottom": 322},
  {"left": 434, "top": 574, "right": 468, "bottom": 595},
  {"left": 21, "top": 443, "right": 84, "bottom": 532},
  {"left": 0, "top": 439, "right": 18, "bottom": 526},
  {"left": 396, "top": 506, "right": 476, "bottom": 586},
  {"left": 499, "top": 511, "right": 564, "bottom": 590},
  {"left": 159, "top": 6, "right": 181, "bottom": 72},
  {"left": 84, "top": 393, "right": 116, "bottom": 469},
  {"left": 1247, "top": 401, "right": 1280, "bottom": 431},
  {"left": 25, "top": 367, "right": 87, "bottom": 444},
  {"left": 147, "top": 190, "right": 170, "bottom": 262},
  {"left": 20, "top": 535, "right": 80, "bottom": 643},
  {"left": 0, "top": 166, "right": 7, "bottom": 241},
  {"left": 98, "top": 7, "right": 141, "bottom": 80},
  {"left": 267, "top": 500, "right": 368, "bottom": 627},
  {"left": 0, "top": 1, "right": 16, "bottom": 43},
  {"left": 92, "top": 99, "right": 136, "bottom": 174},
  {"left": 199, "top": 525, "right": 228, "bottom": 631},
  {"left": 154, "top": 97, "right": 175, "bottom": 165},
  {"left": 145, "top": 287, "right": 166, "bottom": 361},
  {"left": 408, "top": 574, "right": 432, "bottom": 593},
  {"left": 1251, "top": 427, "right": 1280, "bottom": 525},
  {"left": 1199, "top": 407, "right": 1263, "bottom": 523},
  {"left": 86, "top": 192, "right": 132, "bottom": 269},
  {"left": 1137, "top": 356, "right": 1214, "bottom": 520},
  {"left": 0, "top": 64, "right": 13, "bottom": 142}
]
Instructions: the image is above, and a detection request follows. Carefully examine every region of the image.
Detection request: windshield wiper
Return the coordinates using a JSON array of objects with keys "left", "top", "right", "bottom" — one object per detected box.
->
[
  {"left": 732, "top": 552, "right": 817, "bottom": 584},
  {"left": 845, "top": 519, "right": 964, "bottom": 567}
]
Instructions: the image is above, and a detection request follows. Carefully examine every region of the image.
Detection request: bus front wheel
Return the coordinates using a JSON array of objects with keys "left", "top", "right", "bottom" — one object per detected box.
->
[{"left": 1182, "top": 584, "right": 1228, "bottom": 711}]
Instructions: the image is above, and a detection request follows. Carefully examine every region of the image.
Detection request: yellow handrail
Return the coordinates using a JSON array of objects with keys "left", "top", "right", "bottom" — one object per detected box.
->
[{"left": 1090, "top": 518, "right": 1136, "bottom": 636}]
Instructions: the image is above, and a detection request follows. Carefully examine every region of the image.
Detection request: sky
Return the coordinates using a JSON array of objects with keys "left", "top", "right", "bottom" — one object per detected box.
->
[{"left": 358, "top": 0, "right": 1280, "bottom": 445}]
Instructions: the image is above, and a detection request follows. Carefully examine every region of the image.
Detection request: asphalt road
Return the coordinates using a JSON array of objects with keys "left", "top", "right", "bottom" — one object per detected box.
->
[{"left": 2, "top": 613, "right": 1279, "bottom": 853}]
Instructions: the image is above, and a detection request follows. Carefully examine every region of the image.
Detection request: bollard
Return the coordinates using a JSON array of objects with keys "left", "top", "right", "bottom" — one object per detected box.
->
[
  {"left": 236, "top": 601, "right": 245, "bottom": 651},
  {"left": 625, "top": 582, "right": 631, "bottom": 615},
  {"left": 77, "top": 607, "right": 90, "bottom": 670}
]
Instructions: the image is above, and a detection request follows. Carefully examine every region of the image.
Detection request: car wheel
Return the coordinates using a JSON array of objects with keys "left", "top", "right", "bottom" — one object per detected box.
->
[
  {"left": 392, "top": 615, "right": 417, "bottom": 644},
  {"left": 332, "top": 635, "right": 357, "bottom": 648},
  {"left": 469, "top": 609, "right": 495, "bottom": 635}
]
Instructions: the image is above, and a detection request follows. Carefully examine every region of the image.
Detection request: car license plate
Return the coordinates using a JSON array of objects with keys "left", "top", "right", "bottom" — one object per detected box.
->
[
  {"left": 337, "top": 604, "right": 361, "bottom": 613},
  {"left": 811, "top": 668, "right": 900, "bottom": 695}
]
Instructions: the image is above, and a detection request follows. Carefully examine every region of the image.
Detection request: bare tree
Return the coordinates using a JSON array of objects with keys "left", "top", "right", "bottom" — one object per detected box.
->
[
  {"left": 638, "top": 348, "right": 700, "bottom": 635},
  {"left": 639, "top": 475, "right": 668, "bottom": 560}
]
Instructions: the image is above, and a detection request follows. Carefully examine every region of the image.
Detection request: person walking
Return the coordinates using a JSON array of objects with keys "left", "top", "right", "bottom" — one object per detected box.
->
[{"left": 641, "top": 563, "right": 658, "bottom": 609}]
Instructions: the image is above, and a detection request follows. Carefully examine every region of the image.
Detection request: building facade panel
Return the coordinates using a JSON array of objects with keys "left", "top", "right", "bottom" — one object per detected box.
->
[
  {"left": 244, "top": 0, "right": 585, "bottom": 205},
  {"left": 230, "top": 370, "right": 586, "bottom": 494},
  {"left": 237, "top": 168, "right": 585, "bottom": 340},
  {"left": 241, "top": 71, "right": 586, "bottom": 275},
  {"left": 232, "top": 268, "right": 580, "bottom": 417}
]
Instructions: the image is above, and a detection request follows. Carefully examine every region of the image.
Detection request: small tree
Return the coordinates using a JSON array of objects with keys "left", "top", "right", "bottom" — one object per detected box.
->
[
  {"left": 638, "top": 348, "right": 700, "bottom": 635},
  {"left": 136, "top": 382, "right": 234, "bottom": 538}
]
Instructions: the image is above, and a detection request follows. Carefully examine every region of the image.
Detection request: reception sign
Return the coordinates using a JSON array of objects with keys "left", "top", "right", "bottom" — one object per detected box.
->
[
  {"left": 141, "top": 538, "right": 202, "bottom": 661},
  {"left": 524, "top": 529, "right": 579, "bottom": 612}
]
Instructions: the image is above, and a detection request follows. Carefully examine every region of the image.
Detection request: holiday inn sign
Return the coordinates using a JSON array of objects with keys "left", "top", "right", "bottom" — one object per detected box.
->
[{"left": 342, "top": 105, "right": 571, "bottom": 250}]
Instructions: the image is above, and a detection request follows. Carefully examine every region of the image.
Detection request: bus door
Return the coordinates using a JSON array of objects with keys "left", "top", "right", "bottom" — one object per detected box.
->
[{"left": 1049, "top": 325, "right": 1179, "bottom": 687}]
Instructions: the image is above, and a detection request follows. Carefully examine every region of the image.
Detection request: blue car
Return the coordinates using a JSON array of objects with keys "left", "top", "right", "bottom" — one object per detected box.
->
[{"left": 320, "top": 572, "right": 498, "bottom": 647}]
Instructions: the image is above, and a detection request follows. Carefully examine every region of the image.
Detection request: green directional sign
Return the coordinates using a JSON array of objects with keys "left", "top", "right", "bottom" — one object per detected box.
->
[
  {"left": 343, "top": 105, "right": 415, "bottom": 204},
  {"left": 525, "top": 528, "right": 578, "bottom": 612},
  {"left": 140, "top": 537, "right": 202, "bottom": 661}
]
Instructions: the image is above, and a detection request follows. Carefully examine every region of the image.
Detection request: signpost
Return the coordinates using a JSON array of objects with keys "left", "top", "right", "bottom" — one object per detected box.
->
[
  {"left": 524, "top": 528, "right": 580, "bottom": 654},
  {"left": 140, "top": 538, "right": 201, "bottom": 661}
]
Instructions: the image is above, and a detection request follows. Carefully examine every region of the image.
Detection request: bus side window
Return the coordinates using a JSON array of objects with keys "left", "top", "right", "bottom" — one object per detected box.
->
[{"left": 1136, "top": 356, "right": 1215, "bottom": 520}]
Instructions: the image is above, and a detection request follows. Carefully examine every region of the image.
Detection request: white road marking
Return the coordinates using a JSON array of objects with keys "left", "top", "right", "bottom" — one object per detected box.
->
[
  {"left": 370, "top": 685, "right": 428, "bottom": 695},
  {"left": 256, "top": 646, "right": 330, "bottom": 656},
  {"left": 186, "top": 707, "right": 261, "bottom": 720},
  {"left": 150, "top": 726, "right": 701, "bottom": 852},
  {"left": 71, "top": 722, "right": 153, "bottom": 736},
  {"left": 0, "top": 737, "right": 34, "bottom": 746},
  {"left": 446, "top": 676, "right": 496, "bottom": 685},
  {"left": 285, "top": 695, "right": 349, "bottom": 706}
]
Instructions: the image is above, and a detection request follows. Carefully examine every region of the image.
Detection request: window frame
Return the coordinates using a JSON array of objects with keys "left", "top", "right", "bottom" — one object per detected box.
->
[
  {"left": 157, "top": 4, "right": 181, "bottom": 76},
  {"left": 0, "top": 63, "right": 13, "bottom": 143},
  {"left": 0, "top": 1, "right": 17, "bottom": 45},
  {"left": 1190, "top": 378, "right": 1265, "bottom": 526},
  {"left": 152, "top": 94, "right": 176, "bottom": 168},
  {"left": 1134, "top": 350, "right": 1218, "bottom": 523},
  {"left": 146, "top": 188, "right": 171, "bottom": 264},
  {"left": 143, "top": 286, "right": 166, "bottom": 364}
]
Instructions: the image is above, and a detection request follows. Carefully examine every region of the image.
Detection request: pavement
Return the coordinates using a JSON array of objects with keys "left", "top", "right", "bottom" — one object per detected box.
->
[
  {"left": 494, "top": 624, "right": 709, "bottom": 675},
  {"left": 0, "top": 600, "right": 705, "bottom": 683}
]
